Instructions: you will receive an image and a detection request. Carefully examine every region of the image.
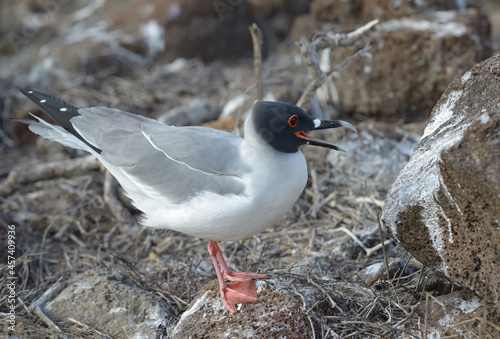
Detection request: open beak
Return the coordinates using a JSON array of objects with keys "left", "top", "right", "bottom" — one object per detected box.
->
[{"left": 295, "top": 120, "right": 356, "bottom": 153}]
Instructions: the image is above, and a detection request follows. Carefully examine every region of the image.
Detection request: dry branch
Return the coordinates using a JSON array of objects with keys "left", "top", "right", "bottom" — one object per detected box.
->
[
  {"left": 296, "top": 19, "right": 378, "bottom": 109},
  {"left": 332, "top": 226, "right": 392, "bottom": 257},
  {"left": 378, "top": 214, "right": 390, "bottom": 280},
  {"left": 28, "top": 278, "right": 65, "bottom": 331},
  {"left": 67, "top": 318, "right": 114, "bottom": 338},
  {"left": 0, "top": 155, "right": 100, "bottom": 196},
  {"left": 249, "top": 23, "right": 264, "bottom": 101}
]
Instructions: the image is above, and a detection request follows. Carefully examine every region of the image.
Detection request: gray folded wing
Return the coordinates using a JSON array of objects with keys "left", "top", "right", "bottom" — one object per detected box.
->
[{"left": 71, "top": 107, "right": 249, "bottom": 204}]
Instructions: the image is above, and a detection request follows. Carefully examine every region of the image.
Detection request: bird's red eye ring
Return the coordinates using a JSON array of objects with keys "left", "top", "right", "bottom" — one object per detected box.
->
[{"left": 288, "top": 115, "right": 299, "bottom": 128}]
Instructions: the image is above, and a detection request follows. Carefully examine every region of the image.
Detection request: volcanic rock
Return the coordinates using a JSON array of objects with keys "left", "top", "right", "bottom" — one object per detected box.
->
[
  {"left": 43, "top": 268, "right": 172, "bottom": 338},
  {"left": 328, "top": 9, "right": 491, "bottom": 122},
  {"left": 381, "top": 54, "right": 500, "bottom": 304},
  {"left": 170, "top": 278, "right": 331, "bottom": 338}
]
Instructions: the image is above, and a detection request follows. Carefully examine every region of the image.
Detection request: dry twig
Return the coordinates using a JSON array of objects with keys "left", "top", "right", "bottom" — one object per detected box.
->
[
  {"left": 424, "top": 292, "right": 429, "bottom": 339},
  {"left": 249, "top": 23, "right": 264, "bottom": 101},
  {"left": 377, "top": 214, "right": 390, "bottom": 281},
  {"left": 68, "top": 318, "right": 114, "bottom": 339},
  {"left": 28, "top": 278, "right": 65, "bottom": 331},
  {"left": 295, "top": 19, "right": 378, "bottom": 108},
  {"left": 0, "top": 155, "right": 100, "bottom": 196},
  {"left": 332, "top": 226, "right": 392, "bottom": 257}
]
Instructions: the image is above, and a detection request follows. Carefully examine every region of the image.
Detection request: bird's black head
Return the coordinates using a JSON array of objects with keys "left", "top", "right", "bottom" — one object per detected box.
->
[{"left": 251, "top": 101, "right": 356, "bottom": 153}]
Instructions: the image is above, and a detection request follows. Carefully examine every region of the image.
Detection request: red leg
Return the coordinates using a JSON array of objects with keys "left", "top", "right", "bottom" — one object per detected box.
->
[
  {"left": 207, "top": 240, "right": 267, "bottom": 312},
  {"left": 210, "top": 241, "right": 267, "bottom": 281}
]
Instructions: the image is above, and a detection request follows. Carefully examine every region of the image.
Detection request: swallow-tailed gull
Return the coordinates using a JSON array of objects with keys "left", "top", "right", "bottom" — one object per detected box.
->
[{"left": 17, "top": 89, "right": 356, "bottom": 312}]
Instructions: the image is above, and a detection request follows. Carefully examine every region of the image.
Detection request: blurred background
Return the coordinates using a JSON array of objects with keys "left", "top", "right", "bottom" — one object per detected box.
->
[{"left": 0, "top": 0, "right": 498, "bottom": 146}]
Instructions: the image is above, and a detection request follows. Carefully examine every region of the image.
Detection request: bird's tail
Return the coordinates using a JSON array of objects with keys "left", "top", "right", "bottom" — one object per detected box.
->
[{"left": 18, "top": 89, "right": 101, "bottom": 153}]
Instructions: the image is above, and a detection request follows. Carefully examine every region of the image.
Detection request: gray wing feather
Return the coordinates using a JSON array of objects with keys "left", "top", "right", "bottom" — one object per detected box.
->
[
  {"left": 71, "top": 107, "right": 248, "bottom": 204},
  {"left": 18, "top": 114, "right": 92, "bottom": 152},
  {"left": 141, "top": 123, "right": 247, "bottom": 177}
]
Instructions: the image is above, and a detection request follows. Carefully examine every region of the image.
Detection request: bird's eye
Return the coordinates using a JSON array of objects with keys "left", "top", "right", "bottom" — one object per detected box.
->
[{"left": 288, "top": 115, "right": 298, "bottom": 128}]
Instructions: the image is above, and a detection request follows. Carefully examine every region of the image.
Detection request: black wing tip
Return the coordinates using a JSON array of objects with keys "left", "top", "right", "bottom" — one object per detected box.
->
[
  {"left": 20, "top": 88, "right": 52, "bottom": 106},
  {"left": 19, "top": 88, "right": 40, "bottom": 97},
  {"left": 18, "top": 88, "right": 102, "bottom": 154},
  {"left": 20, "top": 88, "right": 36, "bottom": 100},
  {"left": 19, "top": 88, "right": 79, "bottom": 114},
  {"left": 20, "top": 88, "right": 57, "bottom": 103}
]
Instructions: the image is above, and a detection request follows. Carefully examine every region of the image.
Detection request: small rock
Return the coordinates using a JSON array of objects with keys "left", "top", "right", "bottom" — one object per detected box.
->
[
  {"left": 407, "top": 290, "right": 500, "bottom": 338},
  {"left": 357, "top": 258, "right": 417, "bottom": 286},
  {"left": 43, "top": 268, "right": 172, "bottom": 338},
  {"left": 382, "top": 54, "right": 500, "bottom": 304},
  {"left": 170, "top": 278, "right": 332, "bottom": 338}
]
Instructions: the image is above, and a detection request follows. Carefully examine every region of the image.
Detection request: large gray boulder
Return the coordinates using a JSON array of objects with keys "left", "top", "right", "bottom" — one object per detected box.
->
[{"left": 382, "top": 54, "right": 500, "bottom": 304}]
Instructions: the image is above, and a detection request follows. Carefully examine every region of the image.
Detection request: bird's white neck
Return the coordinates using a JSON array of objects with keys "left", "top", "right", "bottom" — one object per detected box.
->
[{"left": 242, "top": 108, "right": 277, "bottom": 157}]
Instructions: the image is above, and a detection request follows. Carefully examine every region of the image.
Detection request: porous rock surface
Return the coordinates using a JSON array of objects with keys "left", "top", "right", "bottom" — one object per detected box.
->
[
  {"left": 310, "top": 0, "right": 460, "bottom": 28},
  {"left": 43, "top": 268, "right": 172, "bottom": 338},
  {"left": 408, "top": 290, "right": 500, "bottom": 338},
  {"left": 328, "top": 9, "right": 491, "bottom": 122},
  {"left": 170, "top": 278, "right": 331, "bottom": 338},
  {"left": 382, "top": 54, "right": 500, "bottom": 304}
]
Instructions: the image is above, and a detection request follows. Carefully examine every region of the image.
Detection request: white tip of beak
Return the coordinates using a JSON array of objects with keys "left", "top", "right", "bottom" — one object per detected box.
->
[{"left": 339, "top": 121, "right": 357, "bottom": 133}]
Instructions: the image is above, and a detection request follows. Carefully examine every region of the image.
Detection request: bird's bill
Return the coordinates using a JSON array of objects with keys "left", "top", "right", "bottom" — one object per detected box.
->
[
  {"left": 294, "top": 120, "right": 356, "bottom": 153},
  {"left": 314, "top": 120, "right": 357, "bottom": 132}
]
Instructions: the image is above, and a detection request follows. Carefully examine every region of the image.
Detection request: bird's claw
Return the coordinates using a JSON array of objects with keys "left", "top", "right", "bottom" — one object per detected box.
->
[{"left": 221, "top": 278, "right": 259, "bottom": 312}]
